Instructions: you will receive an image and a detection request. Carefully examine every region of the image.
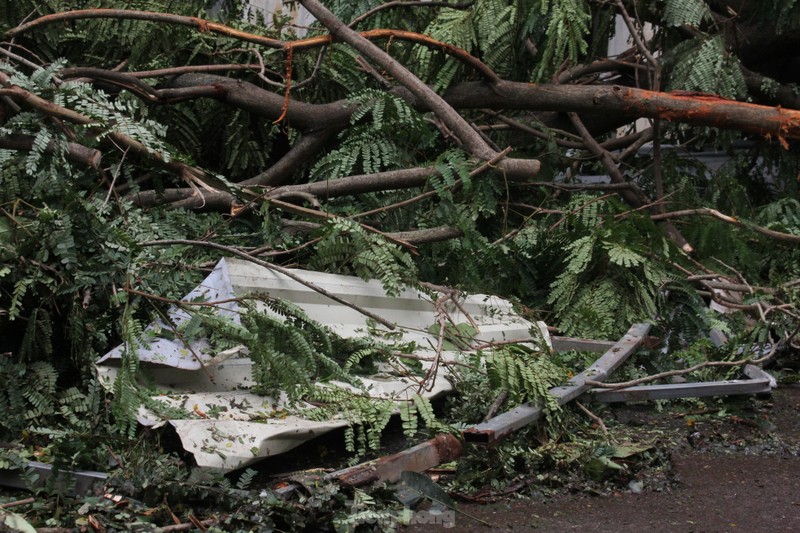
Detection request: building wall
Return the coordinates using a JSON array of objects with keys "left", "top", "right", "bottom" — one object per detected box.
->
[{"left": 243, "top": 0, "right": 315, "bottom": 32}]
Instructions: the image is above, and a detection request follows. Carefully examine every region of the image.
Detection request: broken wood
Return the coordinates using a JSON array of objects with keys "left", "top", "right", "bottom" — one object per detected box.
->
[{"left": 462, "top": 323, "right": 651, "bottom": 444}]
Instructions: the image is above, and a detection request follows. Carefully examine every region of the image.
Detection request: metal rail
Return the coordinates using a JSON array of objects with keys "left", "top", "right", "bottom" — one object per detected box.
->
[{"left": 462, "top": 323, "right": 652, "bottom": 444}]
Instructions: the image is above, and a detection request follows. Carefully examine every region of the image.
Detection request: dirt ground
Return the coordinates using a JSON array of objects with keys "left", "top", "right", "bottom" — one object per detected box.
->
[{"left": 406, "top": 386, "right": 800, "bottom": 533}]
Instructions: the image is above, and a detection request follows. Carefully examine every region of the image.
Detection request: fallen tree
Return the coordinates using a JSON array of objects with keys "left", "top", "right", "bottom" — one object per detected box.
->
[
  {"left": 0, "top": 0, "right": 798, "bottom": 440},
  {"left": 1, "top": 1, "right": 799, "bottom": 529}
]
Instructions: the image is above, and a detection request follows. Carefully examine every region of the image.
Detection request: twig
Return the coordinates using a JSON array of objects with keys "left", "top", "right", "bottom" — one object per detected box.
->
[
  {"left": 355, "top": 55, "right": 392, "bottom": 88},
  {"left": 568, "top": 111, "right": 694, "bottom": 253},
  {"left": 567, "top": 112, "right": 650, "bottom": 209},
  {"left": 0, "top": 497, "right": 35, "bottom": 509},
  {"left": 140, "top": 239, "right": 397, "bottom": 330},
  {"left": 146, "top": 299, "right": 215, "bottom": 383},
  {"left": 483, "top": 391, "right": 507, "bottom": 421},
  {"left": 587, "top": 341, "right": 779, "bottom": 390},
  {"left": 548, "top": 192, "right": 615, "bottom": 232},
  {"left": 187, "top": 514, "right": 208, "bottom": 532},
  {"left": 266, "top": 198, "right": 418, "bottom": 254},
  {"left": 419, "top": 281, "right": 478, "bottom": 328},
  {"left": 575, "top": 401, "right": 607, "bottom": 435},
  {"left": 157, "top": 518, "right": 216, "bottom": 533},
  {"left": 124, "top": 287, "right": 260, "bottom": 309},
  {"left": 651, "top": 208, "right": 800, "bottom": 244},
  {"left": 419, "top": 293, "right": 449, "bottom": 394},
  {"left": 390, "top": 351, "right": 473, "bottom": 369},
  {"left": 471, "top": 337, "right": 543, "bottom": 351},
  {"left": 6, "top": 10, "right": 499, "bottom": 83},
  {"left": 671, "top": 408, "right": 720, "bottom": 419}
]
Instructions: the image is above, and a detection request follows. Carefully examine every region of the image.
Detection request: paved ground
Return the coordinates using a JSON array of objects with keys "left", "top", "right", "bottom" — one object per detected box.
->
[{"left": 406, "top": 386, "right": 800, "bottom": 532}]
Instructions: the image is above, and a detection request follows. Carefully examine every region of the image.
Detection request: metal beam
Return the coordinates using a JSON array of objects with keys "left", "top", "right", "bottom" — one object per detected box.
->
[
  {"left": 589, "top": 379, "right": 771, "bottom": 403},
  {"left": 0, "top": 461, "right": 107, "bottom": 496},
  {"left": 551, "top": 336, "right": 616, "bottom": 354},
  {"left": 462, "top": 323, "right": 652, "bottom": 444},
  {"left": 589, "top": 364, "right": 776, "bottom": 403},
  {"left": 330, "top": 434, "right": 462, "bottom": 488}
]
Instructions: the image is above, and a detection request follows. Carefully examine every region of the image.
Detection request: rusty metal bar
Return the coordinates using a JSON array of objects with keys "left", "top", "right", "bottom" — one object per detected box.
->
[
  {"left": 328, "top": 434, "right": 462, "bottom": 488},
  {"left": 463, "top": 323, "right": 651, "bottom": 444}
]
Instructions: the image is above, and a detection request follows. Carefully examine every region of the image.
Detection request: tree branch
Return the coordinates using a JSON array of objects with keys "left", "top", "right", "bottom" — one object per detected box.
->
[
  {"left": 130, "top": 164, "right": 437, "bottom": 209},
  {"left": 6, "top": 9, "right": 499, "bottom": 83},
  {"left": 444, "top": 82, "right": 800, "bottom": 144},
  {"left": 66, "top": 68, "right": 800, "bottom": 149},
  {"left": 0, "top": 134, "right": 101, "bottom": 169},
  {"left": 0, "top": 72, "right": 220, "bottom": 191},
  {"left": 651, "top": 208, "right": 800, "bottom": 244},
  {"left": 568, "top": 111, "right": 694, "bottom": 252},
  {"left": 298, "top": 0, "right": 539, "bottom": 180},
  {"left": 587, "top": 341, "right": 778, "bottom": 390}
]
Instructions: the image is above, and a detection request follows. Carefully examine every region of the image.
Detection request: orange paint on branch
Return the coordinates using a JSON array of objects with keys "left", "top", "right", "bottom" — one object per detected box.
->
[
  {"left": 274, "top": 45, "right": 293, "bottom": 124},
  {"left": 7, "top": 9, "right": 499, "bottom": 83},
  {"left": 613, "top": 86, "right": 800, "bottom": 145}
]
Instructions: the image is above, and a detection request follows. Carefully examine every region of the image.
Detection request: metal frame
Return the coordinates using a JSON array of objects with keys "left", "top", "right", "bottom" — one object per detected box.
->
[
  {"left": 462, "top": 323, "right": 652, "bottom": 444},
  {"left": 589, "top": 364, "right": 776, "bottom": 403}
]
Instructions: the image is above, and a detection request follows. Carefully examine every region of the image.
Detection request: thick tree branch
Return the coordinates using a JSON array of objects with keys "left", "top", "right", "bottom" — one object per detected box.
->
[
  {"left": 242, "top": 131, "right": 335, "bottom": 187},
  {"left": 298, "top": 0, "right": 539, "bottom": 180},
  {"left": 131, "top": 165, "right": 438, "bottom": 209},
  {"left": 389, "top": 226, "right": 464, "bottom": 244},
  {"left": 166, "top": 73, "right": 352, "bottom": 132},
  {"left": 68, "top": 68, "right": 800, "bottom": 149},
  {"left": 741, "top": 66, "right": 800, "bottom": 110},
  {"left": 0, "top": 72, "right": 219, "bottom": 191},
  {"left": 443, "top": 82, "right": 800, "bottom": 144},
  {"left": 0, "top": 134, "right": 101, "bottom": 170}
]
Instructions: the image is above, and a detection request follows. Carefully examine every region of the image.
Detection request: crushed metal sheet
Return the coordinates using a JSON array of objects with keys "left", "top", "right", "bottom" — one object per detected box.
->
[{"left": 96, "top": 258, "right": 548, "bottom": 471}]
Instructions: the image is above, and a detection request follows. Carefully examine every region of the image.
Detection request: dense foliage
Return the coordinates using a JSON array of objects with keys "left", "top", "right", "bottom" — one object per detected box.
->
[{"left": 0, "top": 0, "right": 799, "bottom": 529}]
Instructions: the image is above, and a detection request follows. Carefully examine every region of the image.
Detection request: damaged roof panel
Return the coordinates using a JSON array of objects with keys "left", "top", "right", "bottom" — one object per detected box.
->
[{"left": 96, "top": 258, "right": 547, "bottom": 471}]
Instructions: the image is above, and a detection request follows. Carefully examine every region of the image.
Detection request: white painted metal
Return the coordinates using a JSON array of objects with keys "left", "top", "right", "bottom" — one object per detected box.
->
[{"left": 97, "top": 258, "right": 548, "bottom": 471}]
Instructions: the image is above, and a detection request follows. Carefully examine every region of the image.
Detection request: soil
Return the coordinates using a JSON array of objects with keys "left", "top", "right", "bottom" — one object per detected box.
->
[{"left": 405, "top": 386, "right": 800, "bottom": 533}]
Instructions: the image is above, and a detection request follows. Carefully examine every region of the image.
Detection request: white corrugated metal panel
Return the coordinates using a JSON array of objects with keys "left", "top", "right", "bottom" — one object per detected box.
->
[{"left": 97, "top": 258, "right": 547, "bottom": 470}]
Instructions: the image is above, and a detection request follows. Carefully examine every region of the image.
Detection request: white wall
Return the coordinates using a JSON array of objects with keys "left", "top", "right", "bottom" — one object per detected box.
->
[{"left": 243, "top": 0, "right": 316, "bottom": 33}]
